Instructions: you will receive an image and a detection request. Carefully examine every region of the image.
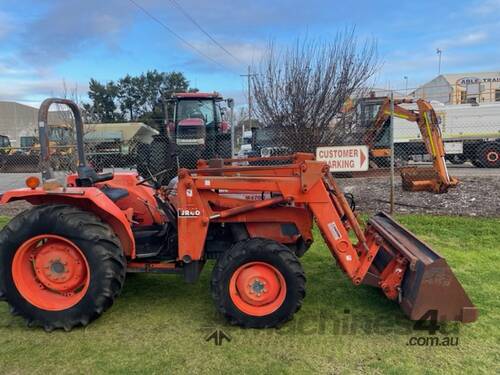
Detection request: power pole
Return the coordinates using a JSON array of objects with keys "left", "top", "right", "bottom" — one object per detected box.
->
[
  {"left": 436, "top": 48, "right": 442, "bottom": 75},
  {"left": 389, "top": 91, "right": 395, "bottom": 214},
  {"left": 240, "top": 66, "right": 257, "bottom": 131}
]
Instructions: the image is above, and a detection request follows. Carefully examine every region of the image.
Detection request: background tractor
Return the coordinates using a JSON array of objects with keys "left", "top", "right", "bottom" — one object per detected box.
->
[
  {"left": 0, "top": 98, "right": 476, "bottom": 331},
  {"left": 0, "top": 124, "right": 75, "bottom": 173},
  {"left": 138, "top": 92, "right": 234, "bottom": 184}
]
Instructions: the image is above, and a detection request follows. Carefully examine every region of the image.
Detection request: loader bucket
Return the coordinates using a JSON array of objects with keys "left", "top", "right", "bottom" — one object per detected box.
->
[{"left": 367, "top": 212, "right": 477, "bottom": 323}]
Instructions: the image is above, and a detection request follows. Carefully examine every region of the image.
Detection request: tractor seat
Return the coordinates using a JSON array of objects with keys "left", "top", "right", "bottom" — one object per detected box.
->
[{"left": 101, "top": 186, "right": 129, "bottom": 202}]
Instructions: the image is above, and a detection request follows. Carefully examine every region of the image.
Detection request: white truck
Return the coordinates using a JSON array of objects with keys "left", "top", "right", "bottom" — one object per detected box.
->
[
  {"left": 237, "top": 128, "right": 290, "bottom": 158},
  {"left": 238, "top": 130, "right": 253, "bottom": 156},
  {"left": 393, "top": 101, "right": 500, "bottom": 168}
]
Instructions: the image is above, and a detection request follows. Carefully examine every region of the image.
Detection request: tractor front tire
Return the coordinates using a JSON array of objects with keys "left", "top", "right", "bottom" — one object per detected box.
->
[
  {"left": 0, "top": 205, "right": 126, "bottom": 331},
  {"left": 211, "top": 238, "right": 305, "bottom": 328}
]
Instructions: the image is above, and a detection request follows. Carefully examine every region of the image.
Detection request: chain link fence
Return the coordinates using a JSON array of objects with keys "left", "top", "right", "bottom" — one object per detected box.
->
[{"left": 0, "top": 88, "right": 499, "bottom": 217}]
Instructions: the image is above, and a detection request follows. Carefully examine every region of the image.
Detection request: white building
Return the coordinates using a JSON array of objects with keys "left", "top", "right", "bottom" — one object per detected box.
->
[
  {"left": 412, "top": 72, "right": 500, "bottom": 104},
  {"left": 0, "top": 101, "right": 69, "bottom": 146}
]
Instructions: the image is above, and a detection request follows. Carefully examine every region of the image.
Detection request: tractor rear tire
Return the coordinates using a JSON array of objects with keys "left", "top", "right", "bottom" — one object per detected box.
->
[
  {"left": 0, "top": 204, "right": 126, "bottom": 331},
  {"left": 211, "top": 238, "right": 305, "bottom": 328}
]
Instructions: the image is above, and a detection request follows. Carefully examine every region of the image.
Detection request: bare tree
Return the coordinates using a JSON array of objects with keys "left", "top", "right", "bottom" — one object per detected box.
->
[
  {"left": 252, "top": 30, "right": 378, "bottom": 152},
  {"left": 56, "top": 80, "right": 98, "bottom": 132}
]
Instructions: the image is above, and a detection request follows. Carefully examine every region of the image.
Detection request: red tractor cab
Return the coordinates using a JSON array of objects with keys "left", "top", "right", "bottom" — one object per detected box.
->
[
  {"left": 138, "top": 92, "right": 234, "bottom": 184},
  {"left": 168, "top": 92, "right": 231, "bottom": 142}
]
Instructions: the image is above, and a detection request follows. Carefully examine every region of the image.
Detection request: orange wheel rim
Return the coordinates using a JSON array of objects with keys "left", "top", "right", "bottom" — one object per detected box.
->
[
  {"left": 229, "top": 261, "right": 286, "bottom": 317},
  {"left": 12, "top": 234, "right": 90, "bottom": 311}
]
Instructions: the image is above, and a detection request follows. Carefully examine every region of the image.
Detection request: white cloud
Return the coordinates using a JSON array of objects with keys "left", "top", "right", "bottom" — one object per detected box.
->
[
  {"left": 184, "top": 39, "right": 267, "bottom": 70},
  {"left": 0, "top": 60, "right": 34, "bottom": 77},
  {"left": 0, "top": 11, "right": 13, "bottom": 39},
  {"left": 18, "top": 0, "right": 134, "bottom": 65},
  {"left": 0, "top": 78, "right": 88, "bottom": 105},
  {"left": 0, "top": 64, "right": 22, "bottom": 76},
  {"left": 474, "top": 0, "right": 500, "bottom": 15},
  {"left": 461, "top": 31, "right": 489, "bottom": 45},
  {"left": 435, "top": 31, "right": 489, "bottom": 49}
]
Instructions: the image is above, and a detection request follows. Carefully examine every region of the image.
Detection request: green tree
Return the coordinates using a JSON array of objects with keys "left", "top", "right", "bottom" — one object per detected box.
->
[
  {"left": 117, "top": 74, "right": 146, "bottom": 120},
  {"left": 87, "top": 79, "right": 121, "bottom": 122},
  {"left": 87, "top": 71, "right": 194, "bottom": 125},
  {"left": 139, "top": 71, "right": 191, "bottom": 127}
]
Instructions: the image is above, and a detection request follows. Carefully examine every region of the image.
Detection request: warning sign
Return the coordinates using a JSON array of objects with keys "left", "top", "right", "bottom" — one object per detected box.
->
[{"left": 316, "top": 145, "right": 369, "bottom": 172}]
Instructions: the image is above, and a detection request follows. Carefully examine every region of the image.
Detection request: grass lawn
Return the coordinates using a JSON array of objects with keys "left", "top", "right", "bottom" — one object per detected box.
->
[{"left": 0, "top": 214, "right": 498, "bottom": 374}]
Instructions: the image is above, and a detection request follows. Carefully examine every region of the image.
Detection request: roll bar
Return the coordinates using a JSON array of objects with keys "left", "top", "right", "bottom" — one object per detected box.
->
[{"left": 38, "top": 98, "right": 87, "bottom": 181}]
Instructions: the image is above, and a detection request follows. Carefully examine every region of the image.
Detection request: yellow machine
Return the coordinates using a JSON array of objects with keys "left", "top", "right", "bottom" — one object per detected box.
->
[{"left": 364, "top": 98, "right": 459, "bottom": 193}]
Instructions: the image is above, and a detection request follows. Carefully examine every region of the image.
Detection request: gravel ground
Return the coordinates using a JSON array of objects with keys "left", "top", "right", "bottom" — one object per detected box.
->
[
  {"left": 0, "top": 176, "right": 498, "bottom": 218},
  {"left": 339, "top": 176, "right": 500, "bottom": 217},
  {"left": 0, "top": 200, "right": 32, "bottom": 217}
]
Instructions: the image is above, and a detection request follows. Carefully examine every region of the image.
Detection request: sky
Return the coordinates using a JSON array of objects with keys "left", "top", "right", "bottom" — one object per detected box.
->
[{"left": 0, "top": 0, "right": 499, "bottom": 107}]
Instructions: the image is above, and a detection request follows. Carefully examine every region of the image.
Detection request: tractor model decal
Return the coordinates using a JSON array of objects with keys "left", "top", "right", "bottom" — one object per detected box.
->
[{"left": 178, "top": 208, "right": 201, "bottom": 218}]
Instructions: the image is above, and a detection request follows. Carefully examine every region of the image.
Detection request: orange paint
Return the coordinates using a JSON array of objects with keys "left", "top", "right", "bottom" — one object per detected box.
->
[
  {"left": 12, "top": 234, "right": 90, "bottom": 311},
  {"left": 229, "top": 262, "right": 287, "bottom": 316}
]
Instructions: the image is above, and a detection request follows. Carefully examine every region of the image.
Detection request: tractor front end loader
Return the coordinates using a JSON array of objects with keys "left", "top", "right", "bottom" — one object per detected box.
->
[{"left": 0, "top": 99, "right": 476, "bottom": 331}]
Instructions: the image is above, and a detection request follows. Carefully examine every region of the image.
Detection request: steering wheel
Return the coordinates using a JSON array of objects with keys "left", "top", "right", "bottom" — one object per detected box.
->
[{"left": 137, "top": 167, "right": 174, "bottom": 188}]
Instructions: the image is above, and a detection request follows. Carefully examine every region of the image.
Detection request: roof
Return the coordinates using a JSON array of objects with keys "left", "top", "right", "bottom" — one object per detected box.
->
[
  {"left": 173, "top": 92, "right": 223, "bottom": 100},
  {"left": 422, "top": 72, "right": 500, "bottom": 86},
  {"left": 365, "top": 88, "right": 406, "bottom": 99},
  {"left": 85, "top": 122, "right": 158, "bottom": 142},
  {"left": 0, "top": 101, "right": 74, "bottom": 126},
  {"left": 351, "top": 88, "right": 406, "bottom": 99},
  {"left": 0, "top": 101, "right": 37, "bottom": 110}
]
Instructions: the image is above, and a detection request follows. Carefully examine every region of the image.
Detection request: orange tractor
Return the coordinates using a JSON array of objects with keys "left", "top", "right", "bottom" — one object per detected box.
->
[{"left": 0, "top": 99, "right": 476, "bottom": 331}]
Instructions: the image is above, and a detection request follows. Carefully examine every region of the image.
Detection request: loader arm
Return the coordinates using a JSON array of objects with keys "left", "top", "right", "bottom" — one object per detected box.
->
[
  {"left": 177, "top": 154, "right": 476, "bottom": 323},
  {"left": 365, "top": 97, "right": 458, "bottom": 193}
]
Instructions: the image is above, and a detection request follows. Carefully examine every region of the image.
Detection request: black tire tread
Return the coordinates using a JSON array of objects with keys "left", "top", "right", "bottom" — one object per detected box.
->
[
  {"left": 211, "top": 238, "right": 305, "bottom": 328},
  {"left": 0, "top": 204, "right": 126, "bottom": 331}
]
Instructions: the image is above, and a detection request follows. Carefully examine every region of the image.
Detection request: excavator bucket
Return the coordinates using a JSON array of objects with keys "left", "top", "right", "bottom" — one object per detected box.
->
[
  {"left": 366, "top": 212, "right": 477, "bottom": 323},
  {"left": 400, "top": 166, "right": 458, "bottom": 193}
]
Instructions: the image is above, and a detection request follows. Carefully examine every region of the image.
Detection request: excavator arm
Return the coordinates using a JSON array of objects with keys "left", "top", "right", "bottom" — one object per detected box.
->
[
  {"left": 409, "top": 99, "right": 458, "bottom": 191},
  {"left": 364, "top": 98, "right": 418, "bottom": 148},
  {"left": 365, "top": 97, "right": 458, "bottom": 193}
]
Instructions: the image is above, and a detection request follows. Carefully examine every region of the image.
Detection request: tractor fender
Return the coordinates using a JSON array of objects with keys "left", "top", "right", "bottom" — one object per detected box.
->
[{"left": 0, "top": 187, "right": 136, "bottom": 258}]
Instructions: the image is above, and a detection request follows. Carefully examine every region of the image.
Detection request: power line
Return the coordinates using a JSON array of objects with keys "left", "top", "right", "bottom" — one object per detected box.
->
[
  {"left": 168, "top": 0, "right": 243, "bottom": 65},
  {"left": 127, "top": 0, "right": 234, "bottom": 72}
]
